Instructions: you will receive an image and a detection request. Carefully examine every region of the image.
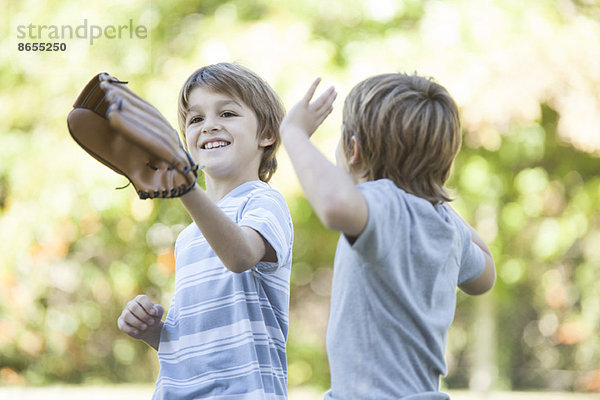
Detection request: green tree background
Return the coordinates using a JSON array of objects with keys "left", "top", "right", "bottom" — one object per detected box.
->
[{"left": 1, "top": 0, "right": 599, "bottom": 393}]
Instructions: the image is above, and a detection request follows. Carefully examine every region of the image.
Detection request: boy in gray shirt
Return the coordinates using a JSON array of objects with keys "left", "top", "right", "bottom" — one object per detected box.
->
[{"left": 280, "top": 74, "right": 496, "bottom": 399}]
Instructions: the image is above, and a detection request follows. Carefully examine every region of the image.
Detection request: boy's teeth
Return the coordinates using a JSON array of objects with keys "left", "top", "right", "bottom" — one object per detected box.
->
[{"left": 205, "top": 141, "right": 228, "bottom": 149}]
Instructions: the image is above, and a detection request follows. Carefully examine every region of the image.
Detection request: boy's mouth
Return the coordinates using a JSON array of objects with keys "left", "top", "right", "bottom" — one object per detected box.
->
[{"left": 201, "top": 140, "right": 231, "bottom": 150}]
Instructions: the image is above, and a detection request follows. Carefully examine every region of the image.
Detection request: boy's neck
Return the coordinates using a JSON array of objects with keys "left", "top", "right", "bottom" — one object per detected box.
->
[
  {"left": 349, "top": 172, "right": 367, "bottom": 185},
  {"left": 205, "top": 174, "right": 261, "bottom": 202}
]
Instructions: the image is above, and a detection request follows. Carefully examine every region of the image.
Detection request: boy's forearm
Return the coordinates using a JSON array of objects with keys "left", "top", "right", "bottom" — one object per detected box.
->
[
  {"left": 179, "top": 184, "right": 264, "bottom": 272},
  {"left": 282, "top": 129, "right": 365, "bottom": 234}
]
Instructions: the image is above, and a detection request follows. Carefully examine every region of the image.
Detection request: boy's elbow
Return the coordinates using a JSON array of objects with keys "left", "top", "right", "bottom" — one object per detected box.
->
[
  {"left": 459, "top": 278, "right": 493, "bottom": 296},
  {"left": 222, "top": 246, "right": 262, "bottom": 274},
  {"left": 465, "top": 276, "right": 496, "bottom": 295},
  {"left": 224, "top": 261, "right": 252, "bottom": 274},
  {"left": 460, "top": 256, "right": 496, "bottom": 295},
  {"left": 227, "top": 266, "right": 247, "bottom": 274}
]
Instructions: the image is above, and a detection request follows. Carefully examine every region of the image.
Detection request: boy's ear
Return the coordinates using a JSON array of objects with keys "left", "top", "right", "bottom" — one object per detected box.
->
[
  {"left": 348, "top": 136, "right": 361, "bottom": 166},
  {"left": 258, "top": 135, "right": 276, "bottom": 148}
]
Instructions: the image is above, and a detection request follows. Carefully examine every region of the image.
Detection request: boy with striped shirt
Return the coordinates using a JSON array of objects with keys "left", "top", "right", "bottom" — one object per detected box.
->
[{"left": 117, "top": 63, "right": 293, "bottom": 400}]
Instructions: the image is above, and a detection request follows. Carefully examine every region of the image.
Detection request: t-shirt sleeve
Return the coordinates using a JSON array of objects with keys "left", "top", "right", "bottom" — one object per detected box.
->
[
  {"left": 347, "top": 181, "right": 397, "bottom": 262},
  {"left": 456, "top": 219, "right": 486, "bottom": 285},
  {"left": 238, "top": 189, "right": 293, "bottom": 274}
]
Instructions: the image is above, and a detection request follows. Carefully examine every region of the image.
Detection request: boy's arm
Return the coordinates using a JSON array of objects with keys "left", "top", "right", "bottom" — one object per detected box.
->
[
  {"left": 280, "top": 79, "right": 368, "bottom": 238},
  {"left": 179, "top": 184, "right": 276, "bottom": 273},
  {"left": 450, "top": 208, "right": 496, "bottom": 295}
]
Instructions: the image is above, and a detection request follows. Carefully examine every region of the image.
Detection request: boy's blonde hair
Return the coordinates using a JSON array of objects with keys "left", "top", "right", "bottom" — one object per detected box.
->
[
  {"left": 341, "top": 73, "right": 461, "bottom": 204},
  {"left": 178, "top": 63, "right": 285, "bottom": 183}
]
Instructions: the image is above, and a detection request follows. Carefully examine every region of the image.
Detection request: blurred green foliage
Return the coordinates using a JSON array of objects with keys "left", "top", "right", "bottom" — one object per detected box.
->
[{"left": 1, "top": 0, "right": 600, "bottom": 394}]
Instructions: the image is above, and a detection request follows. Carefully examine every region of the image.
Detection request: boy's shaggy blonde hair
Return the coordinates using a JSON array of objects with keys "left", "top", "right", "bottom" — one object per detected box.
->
[
  {"left": 341, "top": 73, "right": 461, "bottom": 204},
  {"left": 178, "top": 63, "right": 285, "bottom": 183}
]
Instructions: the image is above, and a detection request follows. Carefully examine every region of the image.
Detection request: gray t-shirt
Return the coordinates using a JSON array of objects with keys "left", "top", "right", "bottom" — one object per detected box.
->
[{"left": 324, "top": 179, "right": 485, "bottom": 400}]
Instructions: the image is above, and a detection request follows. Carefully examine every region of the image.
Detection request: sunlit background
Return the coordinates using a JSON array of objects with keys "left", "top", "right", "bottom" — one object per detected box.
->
[{"left": 1, "top": 0, "right": 600, "bottom": 396}]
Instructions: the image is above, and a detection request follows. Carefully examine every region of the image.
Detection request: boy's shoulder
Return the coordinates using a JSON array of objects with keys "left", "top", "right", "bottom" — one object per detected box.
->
[
  {"left": 356, "top": 178, "right": 466, "bottom": 236},
  {"left": 178, "top": 182, "right": 285, "bottom": 239},
  {"left": 246, "top": 181, "right": 286, "bottom": 199},
  {"left": 358, "top": 179, "right": 454, "bottom": 212},
  {"left": 222, "top": 180, "right": 284, "bottom": 201},
  {"left": 228, "top": 182, "right": 292, "bottom": 234},
  {"left": 215, "top": 181, "right": 287, "bottom": 213},
  {"left": 356, "top": 178, "right": 399, "bottom": 198},
  {"left": 238, "top": 181, "right": 289, "bottom": 212},
  {"left": 357, "top": 178, "right": 422, "bottom": 207}
]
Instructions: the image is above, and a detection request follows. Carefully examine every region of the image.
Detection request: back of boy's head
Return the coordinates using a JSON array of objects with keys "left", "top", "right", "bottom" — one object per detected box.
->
[
  {"left": 178, "top": 63, "right": 285, "bottom": 183},
  {"left": 341, "top": 73, "right": 461, "bottom": 204}
]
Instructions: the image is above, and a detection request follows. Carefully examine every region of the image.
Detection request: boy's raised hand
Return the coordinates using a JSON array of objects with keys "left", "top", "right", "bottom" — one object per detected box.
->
[
  {"left": 280, "top": 78, "right": 337, "bottom": 138},
  {"left": 117, "top": 294, "right": 164, "bottom": 350}
]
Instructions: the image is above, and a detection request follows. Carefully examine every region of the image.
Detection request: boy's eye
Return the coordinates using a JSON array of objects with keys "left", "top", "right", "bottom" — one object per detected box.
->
[
  {"left": 189, "top": 116, "right": 204, "bottom": 125},
  {"left": 221, "top": 111, "right": 236, "bottom": 118}
]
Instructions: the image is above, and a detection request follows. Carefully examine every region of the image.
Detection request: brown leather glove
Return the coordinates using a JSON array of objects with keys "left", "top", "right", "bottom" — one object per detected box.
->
[{"left": 67, "top": 73, "right": 198, "bottom": 199}]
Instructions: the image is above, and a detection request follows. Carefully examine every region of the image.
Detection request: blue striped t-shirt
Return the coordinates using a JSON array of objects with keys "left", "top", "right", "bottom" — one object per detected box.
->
[{"left": 153, "top": 181, "right": 294, "bottom": 400}]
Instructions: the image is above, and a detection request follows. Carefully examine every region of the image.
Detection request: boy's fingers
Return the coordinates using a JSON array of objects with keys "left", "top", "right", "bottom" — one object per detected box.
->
[
  {"left": 122, "top": 309, "right": 148, "bottom": 329},
  {"left": 324, "top": 90, "right": 338, "bottom": 110},
  {"left": 153, "top": 304, "right": 165, "bottom": 318},
  {"left": 127, "top": 300, "right": 153, "bottom": 322},
  {"left": 118, "top": 295, "right": 162, "bottom": 337},
  {"left": 117, "top": 317, "right": 141, "bottom": 336},
  {"left": 134, "top": 294, "right": 158, "bottom": 316},
  {"left": 302, "top": 78, "right": 322, "bottom": 105},
  {"left": 118, "top": 311, "right": 138, "bottom": 331},
  {"left": 312, "top": 87, "right": 336, "bottom": 111},
  {"left": 316, "top": 106, "right": 334, "bottom": 126}
]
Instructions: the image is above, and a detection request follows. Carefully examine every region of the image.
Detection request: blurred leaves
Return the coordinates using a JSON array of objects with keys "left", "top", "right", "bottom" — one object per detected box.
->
[
  {"left": 447, "top": 102, "right": 600, "bottom": 391},
  {"left": 1, "top": 0, "right": 600, "bottom": 393}
]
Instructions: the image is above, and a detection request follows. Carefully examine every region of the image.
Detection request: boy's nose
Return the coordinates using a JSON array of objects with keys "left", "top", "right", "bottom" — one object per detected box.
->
[{"left": 201, "top": 118, "right": 222, "bottom": 133}]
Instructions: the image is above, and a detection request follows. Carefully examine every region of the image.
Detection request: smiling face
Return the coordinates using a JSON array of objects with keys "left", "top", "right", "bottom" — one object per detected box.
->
[{"left": 185, "top": 87, "right": 272, "bottom": 184}]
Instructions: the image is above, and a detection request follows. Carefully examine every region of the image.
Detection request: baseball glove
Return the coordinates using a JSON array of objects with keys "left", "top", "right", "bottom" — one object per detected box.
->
[{"left": 67, "top": 73, "right": 198, "bottom": 199}]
